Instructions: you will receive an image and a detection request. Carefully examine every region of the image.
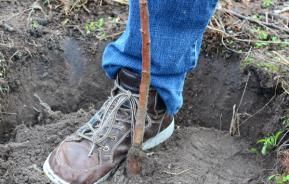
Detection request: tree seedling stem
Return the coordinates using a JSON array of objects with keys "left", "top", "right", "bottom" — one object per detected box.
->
[{"left": 127, "top": 0, "right": 151, "bottom": 175}]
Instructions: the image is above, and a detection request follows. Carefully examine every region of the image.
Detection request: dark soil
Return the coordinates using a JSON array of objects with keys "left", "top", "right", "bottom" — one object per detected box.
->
[
  {"left": 0, "top": 115, "right": 266, "bottom": 184},
  {"left": 108, "top": 127, "right": 265, "bottom": 184},
  {"left": 0, "top": 0, "right": 286, "bottom": 184},
  {"left": 178, "top": 55, "right": 284, "bottom": 141}
]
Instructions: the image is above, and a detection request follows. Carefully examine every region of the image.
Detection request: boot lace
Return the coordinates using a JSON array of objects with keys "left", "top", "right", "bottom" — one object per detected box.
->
[{"left": 76, "top": 81, "right": 141, "bottom": 156}]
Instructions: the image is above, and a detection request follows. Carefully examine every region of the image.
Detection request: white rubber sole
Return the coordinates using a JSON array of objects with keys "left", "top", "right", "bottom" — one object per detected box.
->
[
  {"left": 142, "top": 119, "right": 175, "bottom": 150},
  {"left": 43, "top": 119, "right": 174, "bottom": 184}
]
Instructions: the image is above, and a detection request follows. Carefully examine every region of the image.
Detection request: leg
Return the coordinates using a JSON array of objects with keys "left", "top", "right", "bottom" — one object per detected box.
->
[{"left": 103, "top": 0, "right": 218, "bottom": 114}]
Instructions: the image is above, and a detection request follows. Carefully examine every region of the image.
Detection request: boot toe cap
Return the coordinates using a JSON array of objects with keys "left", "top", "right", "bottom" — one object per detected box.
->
[{"left": 45, "top": 137, "right": 110, "bottom": 184}]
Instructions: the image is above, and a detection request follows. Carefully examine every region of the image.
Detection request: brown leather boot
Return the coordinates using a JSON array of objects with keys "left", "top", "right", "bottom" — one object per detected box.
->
[{"left": 43, "top": 68, "right": 174, "bottom": 184}]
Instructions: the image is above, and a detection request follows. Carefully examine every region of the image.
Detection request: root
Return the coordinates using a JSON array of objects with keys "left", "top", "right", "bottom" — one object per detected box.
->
[
  {"left": 229, "top": 104, "right": 241, "bottom": 136},
  {"left": 220, "top": 8, "right": 289, "bottom": 34},
  {"left": 208, "top": 4, "right": 289, "bottom": 56},
  {"left": 33, "top": 93, "right": 53, "bottom": 114},
  {"left": 33, "top": 93, "right": 62, "bottom": 121},
  {"left": 239, "top": 80, "right": 279, "bottom": 127},
  {"left": 163, "top": 168, "right": 191, "bottom": 175},
  {"left": 0, "top": 141, "right": 30, "bottom": 149},
  {"left": 112, "top": 0, "right": 129, "bottom": 5},
  {"left": 60, "top": 0, "right": 90, "bottom": 15},
  {"left": 229, "top": 72, "right": 251, "bottom": 136},
  {"left": 0, "top": 112, "right": 16, "bottom": 115}
]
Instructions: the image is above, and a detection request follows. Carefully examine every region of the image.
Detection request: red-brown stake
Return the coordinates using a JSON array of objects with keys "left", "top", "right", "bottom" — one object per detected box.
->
[{"left": 127, "top": 0, "right": 151, "bottom": 175}]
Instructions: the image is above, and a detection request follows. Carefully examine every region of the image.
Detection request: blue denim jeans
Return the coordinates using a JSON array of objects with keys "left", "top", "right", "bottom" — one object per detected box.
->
[{"left": 102, "top": 0, "right": 218, "bottom": 115}]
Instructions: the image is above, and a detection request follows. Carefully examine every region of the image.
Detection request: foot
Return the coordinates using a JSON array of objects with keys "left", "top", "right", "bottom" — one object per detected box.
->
[{"left": 43, "top": 68, "right": 174, "bottom": 184}]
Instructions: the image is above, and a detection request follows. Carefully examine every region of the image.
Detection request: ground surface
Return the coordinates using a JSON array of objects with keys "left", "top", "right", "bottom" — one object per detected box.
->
[
  {"left": 0, "top": 114, "right": 266, "bottom": 184},
  {"left": 0, "top": 0, "right": 288, "bottom": 184}
]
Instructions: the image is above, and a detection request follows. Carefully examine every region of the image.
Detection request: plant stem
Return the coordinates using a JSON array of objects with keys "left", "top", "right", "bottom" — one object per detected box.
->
[
  {"left": 127, "top": 0, "right": 151, "bottom": 175},
  {"left": 134, "top": 0, "right": 151, "bottom": 145}
]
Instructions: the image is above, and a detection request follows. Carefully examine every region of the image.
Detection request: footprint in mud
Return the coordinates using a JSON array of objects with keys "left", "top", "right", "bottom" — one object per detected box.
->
[{"left": 63, "top": 38, "right": 86, "bottom": 85}]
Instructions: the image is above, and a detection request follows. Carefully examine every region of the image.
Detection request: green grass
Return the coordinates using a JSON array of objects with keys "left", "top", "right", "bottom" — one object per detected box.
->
[
  {"left": 257, "top": 29, "right": 269, "bottom": 41},
  {"left": 257, "top": 131, "right": 283, "bottom": 155},
  {"left": 249, "top": 27, "right": 289, "bottom": 49},
  {"left": 83, "top": 17, "right": 121, "bottom": 40},
  {"left": 84, "top": 18, "right": 105, "bottom": 34},
  {"left": 281, "top": 115, "right": 289, "bottom": 127},
  {"left": 257, "top": 62, "right": 279, "bottom": 73},
  {"left": 31, "top": 20, "right": 40, "bottom": 30},
  {"left": 262, "top": 0, "right": 274, "bottom": 8},
  {"left": 269, "top": 174, "right": 289, "bottom": 184},
  {"left": 259, "top": 114, "right": 289, "bottom": 183},
  {"left": 84, "top": 18, "right": 110, "bottom": 40},
  {"left": 254, "top": 28, "right": 270, "bottom": 48},
  {"left": 241, "top": 56, "right": 280, "bottom": 74}
]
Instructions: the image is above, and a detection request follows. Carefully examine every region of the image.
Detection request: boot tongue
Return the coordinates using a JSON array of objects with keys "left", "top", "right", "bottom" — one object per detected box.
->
[
  {"left": 118, "top": 68, "right": 141, "bottom": 94},
  {"left": 117, "top": 68, "right": 166, "bottom": 115}
]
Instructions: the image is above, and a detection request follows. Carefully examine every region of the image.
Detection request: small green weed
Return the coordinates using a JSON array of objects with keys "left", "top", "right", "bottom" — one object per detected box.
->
[
  {"left": 257, "top": 131, "right": 283, "bottom": 155},
  {"left": 268, "top": 174, "right": 289, "bottom": 184},
  {"left": 251, "top": 14, "right": 264, "bottom": 21},
  {"left": 254, "top": 28, "right": 271, "bottom": 48},
  {"left": 257, "top": 30, "right": 269, "bottom": 41},
  {"left": 241, "top": 56, "right": 279, "bottom": 73},
  {"left": 241, "top": 56, "right": 254, "bottom": 67},
  {"left": 249, "top": 147, "right": 259, "bottom": 154},
  {"left": 255, "top": 42, "right": 268, "bottom": 48},
  {"left": 262, "top": 0, "right": 274, "bottom": 8},
  {"left": 252, "top": 29, "right": 289, "bottom": 48},
  {"left": 84, "top": 18, "right": 105, "bottom": 34},
  {"left": 84, "top": 17, "right": 121, "bottom": 40},
  {"left": 31, "top": 20, "right": 40, "bottom": 30},
  {"left": 257, "top": 62, "right": 279, "bottom": 73}
]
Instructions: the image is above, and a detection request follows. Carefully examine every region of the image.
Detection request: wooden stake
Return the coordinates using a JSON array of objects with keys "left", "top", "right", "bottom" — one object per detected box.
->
[{"left": 127, "top": 0, "right": 151, "bottom": 175}]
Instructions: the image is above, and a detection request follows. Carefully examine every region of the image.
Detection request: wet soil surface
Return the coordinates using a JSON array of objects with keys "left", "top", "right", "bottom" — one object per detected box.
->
[{"left": 0, "top": 0, "right": 285, "bottom": 183}]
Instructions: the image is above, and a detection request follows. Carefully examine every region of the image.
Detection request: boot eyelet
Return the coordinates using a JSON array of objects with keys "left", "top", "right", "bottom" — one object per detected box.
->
[
  {"left": 103, "top": 146, "right": 110, "bottom": 151},
  {"left": 111, "top": 136, "right": 117, "bottom": 141}
]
